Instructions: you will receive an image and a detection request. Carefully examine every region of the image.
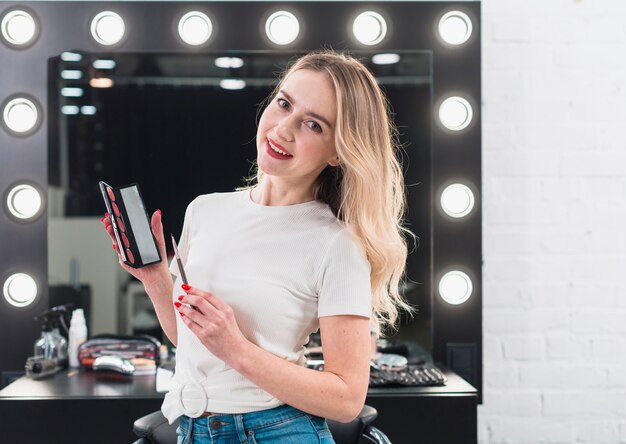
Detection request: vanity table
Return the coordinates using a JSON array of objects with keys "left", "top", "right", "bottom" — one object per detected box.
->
[{"left": 0, "top": 365, "right": 476, "bottom": 444}]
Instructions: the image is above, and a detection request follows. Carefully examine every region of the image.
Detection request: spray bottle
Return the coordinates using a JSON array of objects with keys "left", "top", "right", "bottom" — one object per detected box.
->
[
  {"left": 49, "top": 305, "right": 70, "bottom": 367},
  {"left": 34, "top": 304, "right": 71, "bottom": 366},
  {"left": 33, "top": 314, "right": 57, "bottom": 360},
  {"left": 68, "top": 308, "right": 88, "bottom": 368}
]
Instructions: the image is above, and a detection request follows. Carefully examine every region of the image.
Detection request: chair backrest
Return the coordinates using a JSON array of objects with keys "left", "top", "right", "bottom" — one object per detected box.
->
[{"left": 327, "top": 405, "right": 378, "bottom": 444}]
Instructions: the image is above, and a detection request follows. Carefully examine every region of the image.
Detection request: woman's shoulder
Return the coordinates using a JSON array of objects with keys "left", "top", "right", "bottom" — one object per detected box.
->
[
  {"left": 188, "top": 189, "right": 247, "bottom": 208},
  {"left": 313, "top": 217, "right": 363, "bottom": 251}
]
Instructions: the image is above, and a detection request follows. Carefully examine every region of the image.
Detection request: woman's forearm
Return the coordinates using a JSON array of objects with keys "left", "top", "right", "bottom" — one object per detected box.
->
[
  {"left": 144, "top": 275, "right": 177, "bottom": 346},
  {"left": 232, "top": 341, "right": 363, "bottom": 423}
]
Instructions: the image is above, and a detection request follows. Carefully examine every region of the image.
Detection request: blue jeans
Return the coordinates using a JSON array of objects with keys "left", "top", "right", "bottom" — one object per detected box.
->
[{"left": 176, "top": 403, "right": 336, "bottom": 443}]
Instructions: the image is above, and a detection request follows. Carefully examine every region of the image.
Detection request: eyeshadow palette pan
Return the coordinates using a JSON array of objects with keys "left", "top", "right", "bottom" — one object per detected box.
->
[{"left": 99, "top": 181, "right": 162, "bottom": 268}]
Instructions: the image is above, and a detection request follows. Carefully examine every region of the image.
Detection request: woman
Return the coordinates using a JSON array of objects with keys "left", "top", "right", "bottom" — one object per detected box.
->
[{"left": 102, "top": 49, "right": 416, "bottom": 443}]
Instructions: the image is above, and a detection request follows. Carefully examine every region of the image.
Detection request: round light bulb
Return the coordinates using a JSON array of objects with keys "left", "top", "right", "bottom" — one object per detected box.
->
[
  {"left": 3, "top": 273, "right": 38, "bottom": 308},
  {"left": 61, "top": 70, "right": 83, "bottom": 80},
  {"left": 1, "top": 9, "right": 38, "bottom": 47},
  {"left": 178, "top": 11, "right": 212, "bottom": 46},
  {"left": 2, "top": 97, "right": 40, "bottom": 135},
  {"left": 90, "top": 11, "right": 125, "bottom": 46},
  {"left": 371, "top": 53, "right": 400, "bottom": 65},
  {"left": 61, "top": 87, "right": 83, "bottom": 98},
  {"left": 89, "top": 78, "right": 114, "bottom": 88},
  {"left": 219, "top": 79, "right": 246, "bottom": 90},
  {"left": 6, "top": 184, "right": 42, "bottom": 220},
  {"left": 61, "top": 52, "right": 82, "bottom": 62},
  {"left": 439, "top": 96, "right": 473, "bottom": 131},
  {"left": 439, "top": 270, "right": 472, "bottom": 305},
  {"left": 61, "top": 105, "right": 80, "bottom": 115},
  {"left": 353, "top": 11, "right": 387, "bottom": 46},
  {"left": 438, "top": 11, "right": 473, "bottom": 46},
  {"left": 441, "top": 183, "right": 475, "bottom": 218},
  {"left": 81, "top": 106, "right": 97, "bottom": 115},
  {"left": 215, "top": 57, "right": 244, "bottom": 69},
  {"left": 92, "top": 59, "right": 116, "bottom": 70},
  {"left": 265, "top": 11, "right": 299, "bottom": 45}
]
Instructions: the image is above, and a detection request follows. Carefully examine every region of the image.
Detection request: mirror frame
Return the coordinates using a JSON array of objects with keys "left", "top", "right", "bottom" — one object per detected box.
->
[{"left": 0, "top": 0, "right": 482, "bottom": 399}]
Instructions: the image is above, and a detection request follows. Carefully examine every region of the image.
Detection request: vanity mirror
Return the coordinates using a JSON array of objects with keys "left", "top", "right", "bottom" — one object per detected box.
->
[
  {"left": 0, "top": 1, "right": 481, "bottom": 399},
  {"left": 47, "top": 49, "right": 432, "bottom": 342}
]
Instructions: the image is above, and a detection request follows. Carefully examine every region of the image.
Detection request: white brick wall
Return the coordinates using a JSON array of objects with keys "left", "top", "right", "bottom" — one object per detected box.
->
[{"left": 480, "top": 0, "right": 626, "bottom": 442}]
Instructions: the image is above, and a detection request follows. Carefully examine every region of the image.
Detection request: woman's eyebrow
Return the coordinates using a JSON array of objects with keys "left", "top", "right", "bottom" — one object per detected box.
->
[{"left": 279, "top": 90, "right": 333, "bottom": 128}]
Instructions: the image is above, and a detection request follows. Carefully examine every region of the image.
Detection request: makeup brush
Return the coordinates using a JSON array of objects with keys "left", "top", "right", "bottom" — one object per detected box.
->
[{"left": 170, "top": 234, "right": 189, "bottom": 286}]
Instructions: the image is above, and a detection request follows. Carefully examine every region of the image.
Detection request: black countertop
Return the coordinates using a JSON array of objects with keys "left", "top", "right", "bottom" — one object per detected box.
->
[{"left": 0, "top": 365, "right": 475, "bottom": 400}]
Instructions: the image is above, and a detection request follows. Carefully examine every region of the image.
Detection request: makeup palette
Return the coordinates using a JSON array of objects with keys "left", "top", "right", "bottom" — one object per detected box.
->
[{"left": 99, "top": 181, "right": 161, "bottom": 268}]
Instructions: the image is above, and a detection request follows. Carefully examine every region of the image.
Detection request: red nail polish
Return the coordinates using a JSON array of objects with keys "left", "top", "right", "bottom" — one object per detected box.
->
[
  {"left": 178, "top": 295, "right": 184, "bottom": 301},
  {"left": 112, "top": 244, "right": 116, "bottom": 250},
  {"left": 174, "top": 301, "right": 181, "bottom": 308},
  {"left": 105, "top": 212, "right": 109, "bottom": 218},
  {"left": 182, "top": 284, "right": 191, "bottom": 291},
  {"left": 157, "top": 209, "right": 161, "bottom": 215},
  {"left": 180, "top": 312, "right": 185, "bottom": 317}
]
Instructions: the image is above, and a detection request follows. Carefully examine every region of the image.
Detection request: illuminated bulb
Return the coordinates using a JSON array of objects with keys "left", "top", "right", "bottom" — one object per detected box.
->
[
  {"left": 441, "top": 183, "right": 475, "bottom": 218},
  {"left": 439, "top": 96, "right": 473, "bottom": 131},
  {"left": 61, "top": 87, "right": 83, "bottom": 97},
  {"left": 353, "top": 11, "right": 387, "bottom": 46},
  {"left": 61, "top": 105, "right": 80, "bottom": 115},
  {"left": 90, "top": 11, "right": 125, "bottom": 46},
  {"left": 92, "top": 59, "right": 116, "bottom": 70},
  {"left": 61, "top": 52, "right": 82, "bottom": 62},
  {"left": 6, "top": 184, "right": 42, "bottom": 219},
  {"left": 89, "top": 78, "right": 114, "bottom": 88},
  {"left": 371, "top": 53, "right": 400, "bottom": 65},
  {"left": 220, "top": 79, "right": 246, "bottom": 90},
  {"left": 1, "top": 9, "right": 38, "bottom": 47},
  {"left": 215, "top": 57, "right": 244, "bottom": 69},
  {"left": 265, "top": 11, "right": 299, "bottom": 45},
  {"left": 2, "top": 97, "right": 40, "bottom": 135},
  {"left": 438, "top": 11, "right": 473, "bottom": 46},
  {"left": 439, "top": 270, "right": 472, "bottom": 305},
  {"left": 3, "top": 273, "right": 38, "bottom": 308},
  {"left": 178, "top": 11, "right": 212, "bottom": 46},
  {"left": 61, "top": 70, "right": 82, "bottom": 80},
  {"left": 81, "top": 106, "right": 97, "bottom": 115}
]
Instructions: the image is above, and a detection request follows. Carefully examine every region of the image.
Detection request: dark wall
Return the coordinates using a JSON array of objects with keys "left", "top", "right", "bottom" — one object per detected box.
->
[{"left": 0, "top": 1, "right": 481, "bottom": 399}]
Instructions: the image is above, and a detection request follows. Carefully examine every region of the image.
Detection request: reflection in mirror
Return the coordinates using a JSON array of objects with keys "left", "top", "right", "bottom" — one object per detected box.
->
[{"left": 47, "top": 50, "right": 432, "bottom": 346}]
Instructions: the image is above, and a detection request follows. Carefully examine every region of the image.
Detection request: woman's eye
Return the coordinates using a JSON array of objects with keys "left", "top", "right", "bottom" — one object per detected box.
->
[
  {"left": 308, "top": 122, "right": 322, "bottom": 132},
  {"left": 277, "top": 98, "right": 322, "bottom": 133}
]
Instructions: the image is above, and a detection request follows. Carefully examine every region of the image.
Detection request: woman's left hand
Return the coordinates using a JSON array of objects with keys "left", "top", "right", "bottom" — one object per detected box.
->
[{"left": 174, "top": 285, "right": 250, "bottom": 365}]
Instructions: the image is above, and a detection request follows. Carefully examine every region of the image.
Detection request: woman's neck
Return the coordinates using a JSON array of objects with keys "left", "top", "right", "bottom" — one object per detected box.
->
[{"left": 251, "top": 180, "right": 315, "bottom": 206}]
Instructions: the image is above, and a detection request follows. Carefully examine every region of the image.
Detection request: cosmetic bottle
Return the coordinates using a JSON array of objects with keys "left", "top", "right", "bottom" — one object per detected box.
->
[
  {"left": 68, "top": 308, "right": 88, "bottom": 368},
  {"left": 34, "top": 305, "right": 70, "bottom": 367},
  {"left": 50, "top": 315, "right": 68, "bottom": 368},
  {"left": 34, "top": 316, "right": 57, "bottom": 360}
]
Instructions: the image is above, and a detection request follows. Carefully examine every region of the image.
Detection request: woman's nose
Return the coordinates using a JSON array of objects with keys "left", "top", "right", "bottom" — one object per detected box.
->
[{"left": 274, "top": 118, "right": 294, "bottom": 142}]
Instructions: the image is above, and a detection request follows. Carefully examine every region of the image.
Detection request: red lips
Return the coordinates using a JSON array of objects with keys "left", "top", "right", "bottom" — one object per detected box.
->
[{"left": 267, "top": 137, "right": 292, "bottom": 156}]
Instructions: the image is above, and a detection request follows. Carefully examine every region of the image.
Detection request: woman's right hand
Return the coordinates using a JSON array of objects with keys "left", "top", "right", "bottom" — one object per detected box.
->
[{"left": 101, "top": 209, "right": 171, "bottom": 290}]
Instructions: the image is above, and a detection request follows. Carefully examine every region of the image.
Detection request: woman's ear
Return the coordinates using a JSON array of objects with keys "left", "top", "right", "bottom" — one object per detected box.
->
[{"left": 328, "top": 156, "right": 340, "bottom": 167}]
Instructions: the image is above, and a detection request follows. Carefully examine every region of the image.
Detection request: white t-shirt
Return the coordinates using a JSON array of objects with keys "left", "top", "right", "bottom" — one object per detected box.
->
[{"left": 161, "top": 189, "right": 371, "bottom": 423}]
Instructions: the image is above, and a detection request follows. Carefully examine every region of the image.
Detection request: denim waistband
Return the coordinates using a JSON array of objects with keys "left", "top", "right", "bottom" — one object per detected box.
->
[
  {"left": 177, "top": 403, "right": 335, "bottom": 443},
  {"left": 181, "top": 403, "right": 307, "bottom": 431},
  {"left": 185, "top": 404, "right": 306, "bottom": 435}
]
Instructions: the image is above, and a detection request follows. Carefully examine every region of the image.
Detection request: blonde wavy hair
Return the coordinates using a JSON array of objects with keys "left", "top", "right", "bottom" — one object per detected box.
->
[{"left": 238, "top": 49, "right": 417, "bottom": 338}]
